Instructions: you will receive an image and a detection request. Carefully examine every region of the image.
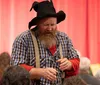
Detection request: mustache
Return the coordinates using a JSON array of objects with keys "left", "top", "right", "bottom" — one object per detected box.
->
[{"left": 42, "top": 30, "right": 57, "bottom": 36}]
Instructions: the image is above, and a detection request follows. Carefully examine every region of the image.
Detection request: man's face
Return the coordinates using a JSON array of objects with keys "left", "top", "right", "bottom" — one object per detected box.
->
[
  {"left": 37, "top": 17, "right": 57, "bottom": 48},
  {"left": 37, "top": 17, "right": 57, "bottom": 34}
]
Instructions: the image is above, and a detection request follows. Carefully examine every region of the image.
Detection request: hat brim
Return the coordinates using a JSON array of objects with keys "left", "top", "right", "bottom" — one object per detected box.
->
[{"left": 29, "top": 11, "right": 66, "bottom": 29}]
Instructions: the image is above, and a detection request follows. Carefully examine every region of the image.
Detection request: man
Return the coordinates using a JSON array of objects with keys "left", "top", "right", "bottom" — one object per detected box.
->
[
  {"left": 79, "top": 57, "right": 100, "bottom": 85},
  {"left": 0, "top": 52, "right": 10, "bottom": 73},
  {"left": 0, "top": 52, "right": 10, "bottom": 85},
  {"left": 63, "top": 75, "right": 87, "bottom": 85},
  {"left": 1, "top": 66, "right": 30, "bottom": 85},
  {"left": 11, "top": 0, "right": 80, "bottom": 85},
  {"left": 95, "top": 69, "right": 100, "bottom": 80}
]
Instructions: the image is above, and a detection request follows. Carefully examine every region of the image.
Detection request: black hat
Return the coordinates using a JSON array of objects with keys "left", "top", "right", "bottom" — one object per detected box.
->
[{"left": 29, "top": 0, "right": 66, "bottom": 29}]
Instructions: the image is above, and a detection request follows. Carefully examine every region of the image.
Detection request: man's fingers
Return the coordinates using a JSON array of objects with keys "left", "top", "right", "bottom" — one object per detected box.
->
[
  {"left": 48, "top": 71, "right": 56, "bottom": 80},
  {"left": 56, "top": 59, "right": 62, "bottom": 63},
  {"left": 60, "top": 61, "right": 68, "bottom": 67},
  {"left": 48, "top": 68, "right": 57, "bottom": 75},
  {"left": 57, "top": 58, "right": 68, "bottom": 63},
  {"left": 45, "top": 68, "right": 57, "bottom": 81}
]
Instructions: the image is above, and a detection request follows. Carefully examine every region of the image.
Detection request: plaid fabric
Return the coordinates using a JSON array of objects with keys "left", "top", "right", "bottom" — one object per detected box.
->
[{"left": 11, "top": 30, "right": 79, "bottom": 85}]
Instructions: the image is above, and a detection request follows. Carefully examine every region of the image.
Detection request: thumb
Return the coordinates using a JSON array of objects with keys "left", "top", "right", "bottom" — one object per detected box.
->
[
  {"left": 56, "top": 58, "right": 62, "bottom": 63},
  {"left": 57, "top": 58, "right": 68, "bottom": 63}
]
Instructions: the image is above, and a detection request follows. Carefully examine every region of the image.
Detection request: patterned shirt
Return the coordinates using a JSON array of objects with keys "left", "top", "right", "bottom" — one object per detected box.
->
[{"left": 11, "top": 29, "right": 79, "bottom": 85}]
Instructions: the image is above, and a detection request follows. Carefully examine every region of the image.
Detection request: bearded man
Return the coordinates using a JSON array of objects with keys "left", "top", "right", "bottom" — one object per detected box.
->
[{"left": 11, "top": 0, "right": 80, "bottom": 85}]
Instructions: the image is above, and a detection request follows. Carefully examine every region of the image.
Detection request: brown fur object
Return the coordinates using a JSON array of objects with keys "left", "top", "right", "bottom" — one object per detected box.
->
[
  {"left": 0, "top": 52, "right": 10, "bottom": 75},
  {"left": 63, "top": 75, "right": 87, "bottom": 85}
]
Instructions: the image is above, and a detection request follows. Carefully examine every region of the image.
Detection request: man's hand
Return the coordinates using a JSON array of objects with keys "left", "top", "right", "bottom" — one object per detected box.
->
[
  {"left": 29, "top": 68, "right": 57, "bottom": 81},
  {"left": 41, "top": 68, "right": 57, "bottom": 81},
  {"left": 57, "top": 58, "right": 72, "bottom": 71}
]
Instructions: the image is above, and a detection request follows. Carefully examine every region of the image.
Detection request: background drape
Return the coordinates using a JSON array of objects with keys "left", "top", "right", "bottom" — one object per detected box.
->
[{"left": 0, "top": 0, "right": 100, "bottom": 64}]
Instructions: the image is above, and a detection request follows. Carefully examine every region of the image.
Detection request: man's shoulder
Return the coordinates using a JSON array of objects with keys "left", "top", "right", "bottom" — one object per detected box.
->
[
  {"left": 19, "top": 30, "right": 30, "bottom": 37},
  {"left": 57, "top": 31, "right": 69, "bottom": 38},
  {"left": 79, "top": 74, "right": 100, "bottom": 85},
  {"left": 63, "top": 75, "right": 87, "bottom": 85},
  {"left": 14, "top": 30, "right": 31, "bottom": 41}
]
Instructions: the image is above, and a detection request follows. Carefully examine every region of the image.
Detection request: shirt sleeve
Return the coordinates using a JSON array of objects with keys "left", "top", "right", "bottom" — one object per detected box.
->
[
  {"left": 20, "top": 64, "right": 33, "bottom": 71},
  {"left": 66, "top": 36, "right": 79, "bottom": 59},
  {"left": 10, "top": 35, "right": 28, "bottom": 65},
  {"left": 65, "top": 58, "right": 80, "bottom": 78}
]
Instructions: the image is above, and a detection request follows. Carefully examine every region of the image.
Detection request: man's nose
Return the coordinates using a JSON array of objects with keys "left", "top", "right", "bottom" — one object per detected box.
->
[{"left": 47, "top": 25, "right": 52, "bottom": 31}]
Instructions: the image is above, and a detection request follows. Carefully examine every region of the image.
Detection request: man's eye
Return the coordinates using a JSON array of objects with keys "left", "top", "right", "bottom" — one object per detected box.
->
[
  {"left": 44, "top": 24, "right": 49, "bottom": 26},
  {"left": 51, "top": 24, "right": 55, "bottom": 26}
]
